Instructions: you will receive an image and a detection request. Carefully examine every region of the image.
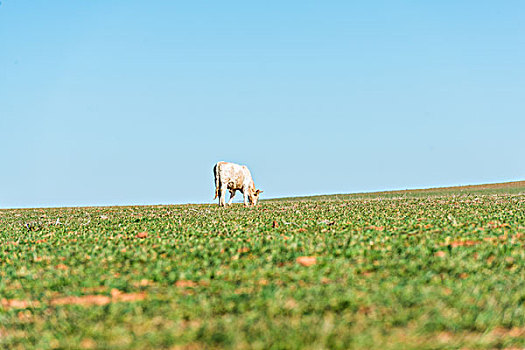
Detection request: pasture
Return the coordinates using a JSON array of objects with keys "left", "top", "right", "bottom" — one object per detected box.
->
[{"left": 1, "top": 183, "right": 525, "bottom": 349}]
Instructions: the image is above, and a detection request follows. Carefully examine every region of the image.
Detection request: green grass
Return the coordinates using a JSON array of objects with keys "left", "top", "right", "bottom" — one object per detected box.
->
[
  {"left": 272, "top": 180, "right": 525, "bottom": 201},
  {"left": 1, "top": 183, "right": 525, "bottom": 349}
]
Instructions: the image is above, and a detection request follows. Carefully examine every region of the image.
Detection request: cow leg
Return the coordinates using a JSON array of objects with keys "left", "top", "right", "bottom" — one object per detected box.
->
[
  {"left": 219, "top": 184, "right": 227, "bottom": 207},
  {"left": 243, "top": 191, "right": 249, "bottom": 207},
  {"left": 228, "top": 190, "right": 236, "bottom": 205}
]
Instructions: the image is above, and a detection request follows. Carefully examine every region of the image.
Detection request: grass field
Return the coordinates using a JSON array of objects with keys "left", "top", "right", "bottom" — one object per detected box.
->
[{"left": 1, "top": 182, "right": 525, "bottom": 349}]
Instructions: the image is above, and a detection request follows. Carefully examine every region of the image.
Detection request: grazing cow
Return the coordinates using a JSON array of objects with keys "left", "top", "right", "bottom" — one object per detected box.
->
[{"left": 213, "top": 161, "right": 263, "bottom": 207}]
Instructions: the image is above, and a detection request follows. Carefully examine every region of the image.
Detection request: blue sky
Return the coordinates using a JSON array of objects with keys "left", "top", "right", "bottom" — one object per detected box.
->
[{"left": 1, "top": 1, "right": 524, "bottom": 208}]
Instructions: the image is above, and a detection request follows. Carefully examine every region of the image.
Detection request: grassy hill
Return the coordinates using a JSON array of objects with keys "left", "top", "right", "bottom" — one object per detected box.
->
[
  {"left": 1, "top": 182, "right": 524, "bottom": 349},
  {"left": 271, "top": 180, "right": 525, "bottom": 201}
]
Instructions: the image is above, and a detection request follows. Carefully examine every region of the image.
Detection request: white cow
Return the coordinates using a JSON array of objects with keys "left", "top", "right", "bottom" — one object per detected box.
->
[{"left": 213, "top": 161, "right": 263, "bottom": 207}]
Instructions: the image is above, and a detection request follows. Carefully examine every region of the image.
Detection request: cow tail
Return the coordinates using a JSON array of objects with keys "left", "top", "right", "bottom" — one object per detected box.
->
[{"left": 213, "top": 163, "right": 219, "bottom": 199}]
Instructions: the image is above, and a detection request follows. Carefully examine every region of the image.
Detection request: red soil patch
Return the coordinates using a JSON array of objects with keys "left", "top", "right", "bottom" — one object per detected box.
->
[
  {"left": 175, "top": 280, "right": 197, "bottom": 288},
  {"left": 51, "top": 295, "right": 111, "bottom": 306},
  {"left": 296, "top": 256, "right": 317, "bottom": 267},
  {"left": 136, "top": 231, "right": 148, "bottom": 238},
  {"left": 366, "top": 225, "right": 384, "bottom": 231},
  {"left": 109, "top": 289, "right": 146, "bottom": 302},
  {"left": 52, "top": 290, "right": 146, "bottom": 306},
  {"left": 435, "top": 251, "right": 447, "bottom": 258},
  {"left": 55, "top": 263, "right": 69, "bottom": 270},
  {"left": 449, "top": 240, "right": 481, "bottom": 247},
  {"left": 1, "top": 298, "right": 40, "bottom": 309},
  {"left": 2, "top": 289, "right": 146, "bottom": 309}
]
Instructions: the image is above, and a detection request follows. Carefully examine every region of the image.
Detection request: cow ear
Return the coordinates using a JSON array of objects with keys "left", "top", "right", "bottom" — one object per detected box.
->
[{"left": 257, "top": 190, "right": 263, "bottom": 194}]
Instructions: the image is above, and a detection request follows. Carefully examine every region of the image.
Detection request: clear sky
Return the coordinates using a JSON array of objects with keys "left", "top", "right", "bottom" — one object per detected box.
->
[{"left": 1, "top": 1, "right": 524, "bottom": 208}]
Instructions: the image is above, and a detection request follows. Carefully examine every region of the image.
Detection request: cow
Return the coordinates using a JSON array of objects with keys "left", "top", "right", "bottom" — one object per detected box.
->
[{"left": 213, "top": 161, "right": 263, "bottom": 207}]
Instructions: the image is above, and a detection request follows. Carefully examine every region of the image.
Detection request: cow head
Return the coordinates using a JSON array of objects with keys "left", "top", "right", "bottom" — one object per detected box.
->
[{"left": 249, "top": 189, "right": 263, "bottom": 206}]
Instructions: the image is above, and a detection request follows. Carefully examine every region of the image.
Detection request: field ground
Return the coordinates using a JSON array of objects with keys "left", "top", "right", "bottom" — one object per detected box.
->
[{"left": 1, "top": 182, "right": 525, "bottom": 349}]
